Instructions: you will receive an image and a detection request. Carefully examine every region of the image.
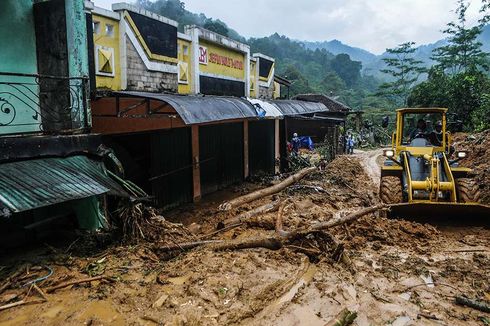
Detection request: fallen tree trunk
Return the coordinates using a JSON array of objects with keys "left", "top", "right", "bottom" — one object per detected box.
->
[
  {"left": 156, "top": 205, "right": 387, "bottom": 259},
  {"left": 158, "top": 240, "right": 224, "bottom": 252},
  {"left": 217, "top": 200, "right": 281, "bottom": 229},
  {"left": 218, "top": 167, "right": 317, "bottom": 211},
  {"left": 210, "top": 237, "right": 283, "bottom": 251},
  {"left": 310, "top": 204, "right": 387, "bottom": 231},
  {"left": 157, "top": 237, "right": 282, "bottom": 255},
  {"left": 277, "top": 204, "right": 387, "bottom": 239}
]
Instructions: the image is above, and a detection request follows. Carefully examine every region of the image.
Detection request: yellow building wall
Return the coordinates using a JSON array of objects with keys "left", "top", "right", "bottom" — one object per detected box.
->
[
  {"left": 273, "top": 81, "right": 281, "bottom": 99},
  {"left": 178, "top": 38, "right": 192, "bottom": 94},
  {"left": 249, "top": 60, "right": 256, "bottom": 98},
  {"left": 199, "top": 40, "right": 245, "bottom": 80},
  {"left": 92, "top": 14, "right": 121, "bottom": 90}
]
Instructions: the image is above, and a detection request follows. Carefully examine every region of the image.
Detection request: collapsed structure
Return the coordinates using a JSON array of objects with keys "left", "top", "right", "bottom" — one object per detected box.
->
[{"left": 0, "top": 1, "right": 350, "bottom": 237}]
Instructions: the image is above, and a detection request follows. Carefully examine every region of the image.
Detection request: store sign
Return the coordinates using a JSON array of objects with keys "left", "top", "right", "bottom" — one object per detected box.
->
[
  {"left": 209, "top": 53, "right": 243, "bottom": 70},
  {"left": 198, "top": 46, "right": 243, "bottom": 70},
  {"left": 199, "top": 46, "right": 208, "bottom": 64}
]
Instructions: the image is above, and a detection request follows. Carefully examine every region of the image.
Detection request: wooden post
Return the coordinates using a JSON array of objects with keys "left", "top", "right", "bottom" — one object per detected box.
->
[
  {"left": 243, "top": 120, "right": 249, "bottom": 179},
  {"left": 274, "top": 118, "right": 280, "bottom": 174},
  {"left": 191, "top": 125, "right": 201, "bottom": 202}
]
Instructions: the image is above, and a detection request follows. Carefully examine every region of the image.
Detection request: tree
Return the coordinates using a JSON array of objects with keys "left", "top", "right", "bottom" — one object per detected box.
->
[
  {"left": 409, "top": 66, "right": 490, "bottom": 130},
  {"left": 432, "top": 0, "right": 489, "bottom": 73},
  {"left": 330, "top": 54, "right": 361, "bottom": 88},
  {"left": 378, "top": 42, "right": 426, "bottom": 107},
  {"left": 318, "top": 71, "right": 346, "bottom": 95},
  {"left": 203, "top": 19, "right": 229, "bottom": 36}
]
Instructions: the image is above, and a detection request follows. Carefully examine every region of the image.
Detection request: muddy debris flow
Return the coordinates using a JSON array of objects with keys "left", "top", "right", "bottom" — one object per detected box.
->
[{"left": 0, "top": 146, "right": 489, "bottom": 325}]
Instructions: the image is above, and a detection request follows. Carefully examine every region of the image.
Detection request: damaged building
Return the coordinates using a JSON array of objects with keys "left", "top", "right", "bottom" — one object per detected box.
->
[
  {"left": 0, "top": 0, "right": 127, "bottom": 245},
  {"left": 0, "top": 0, "right": 350, "bottom": 241},
  {"left": 89, "top": 3, "right": 348, "bottom": 210}
]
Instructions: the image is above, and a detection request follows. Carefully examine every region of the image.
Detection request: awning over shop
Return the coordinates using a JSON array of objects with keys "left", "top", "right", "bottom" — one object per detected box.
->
[
  {"left": 115, "top": 91, "right": 260, "bottom": 125},
  {"left": 0, "top": 155, "right": 126, "bottom": 217},
  {"left": 247, "top": 98, "right": 283, "bottom": 118},
  {"left": 292, "top": 114, "right": 346, "bottom": 123},
  {"left": 270, "top": 100, "right": 328, "bottom": 116}
]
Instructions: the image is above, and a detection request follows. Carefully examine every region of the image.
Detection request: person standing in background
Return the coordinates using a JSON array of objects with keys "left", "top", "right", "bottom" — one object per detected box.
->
[{"left": 346, "top": 132, "right": 355, "bottom": 154}]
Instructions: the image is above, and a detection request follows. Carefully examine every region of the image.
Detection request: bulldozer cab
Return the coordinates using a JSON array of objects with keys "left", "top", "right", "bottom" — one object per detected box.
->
[
  {"left": 394, "top": 108, "right": 449, "bottom": 155},
  {"left": 380, "top": 108, "right": 489, "bottom": 219}
]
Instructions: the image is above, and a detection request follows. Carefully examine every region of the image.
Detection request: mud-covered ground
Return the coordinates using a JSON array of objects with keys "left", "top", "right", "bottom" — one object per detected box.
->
[{"left": 0, "top": 148, "right": 489, "bottom": 326}]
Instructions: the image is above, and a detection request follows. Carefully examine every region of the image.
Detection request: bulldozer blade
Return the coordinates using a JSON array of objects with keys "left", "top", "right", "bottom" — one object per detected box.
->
[{"left": 387, "top": 202, "right": 490, "bottom": 223}]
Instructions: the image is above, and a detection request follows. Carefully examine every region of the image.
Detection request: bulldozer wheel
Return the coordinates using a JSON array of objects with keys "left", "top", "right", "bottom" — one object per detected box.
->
[
  {"left": 380, "top": 176, "right": 403, "bottom": 205},
  {"left": 456, "top": 178, "right": 481, "bottom": 203}
]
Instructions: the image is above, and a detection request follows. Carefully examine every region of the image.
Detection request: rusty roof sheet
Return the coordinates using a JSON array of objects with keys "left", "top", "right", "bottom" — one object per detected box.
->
[
  {"left": 0, "top": 155, "right": 125, "bottom": 216},
  {"left": 115, "top": 91, "right": 260, "bottom": 125},
  {"left": 270, "top": 100, "right": 329, "bottom": 116}
]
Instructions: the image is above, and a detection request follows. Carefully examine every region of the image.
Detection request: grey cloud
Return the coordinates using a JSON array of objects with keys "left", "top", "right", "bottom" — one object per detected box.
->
[{"left": 94, "top": 0, "right": 485, "bottom": 54}]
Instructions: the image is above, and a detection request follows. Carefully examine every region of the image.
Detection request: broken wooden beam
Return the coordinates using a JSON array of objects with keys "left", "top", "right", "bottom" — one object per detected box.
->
[{"left": 218, "top": 166, "right": 317, "bottom": 211}]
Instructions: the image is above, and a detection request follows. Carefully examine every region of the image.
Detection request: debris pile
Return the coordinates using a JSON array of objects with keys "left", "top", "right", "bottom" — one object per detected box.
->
[
  {"left": 453, "top": 130, "right": 490, "bottom": 204},
  {"left": 0, "top": 153, "right": 489, "bottom": 325}
]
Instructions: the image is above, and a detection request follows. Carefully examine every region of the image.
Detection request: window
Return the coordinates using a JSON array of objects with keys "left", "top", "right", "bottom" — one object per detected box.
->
[
  {"left": 105, "top": 24, "right": 114, "bottom": 37},
  {"left": 93, "top": 21, "right": 100, "bottom": 34},
  {"left": 402, "top": 112, "right": 444, "bottom": 146},
  {"left": 183, "top": 45, "right": 189, "bottom": 56}
]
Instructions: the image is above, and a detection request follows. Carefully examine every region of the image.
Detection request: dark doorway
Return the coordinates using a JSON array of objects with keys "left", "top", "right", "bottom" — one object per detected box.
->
[
  {"left": 249, "top": 120, "right": 275, "bottom": 175},
  {"left": 199, "top": 123, "right": 244, "bottom": 196},
  {"left": 150, "top": 128, "right": 193, "bottom": 209}
]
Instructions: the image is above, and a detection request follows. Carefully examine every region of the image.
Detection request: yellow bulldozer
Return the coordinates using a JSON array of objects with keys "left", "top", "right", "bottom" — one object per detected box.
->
[{"left": 380, "top": 108, "right": 489, "bottom": 218}]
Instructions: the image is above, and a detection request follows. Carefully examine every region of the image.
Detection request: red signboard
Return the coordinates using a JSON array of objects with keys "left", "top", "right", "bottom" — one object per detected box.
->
[
  {"left": 198, "top": 46, "right": 243, "bottom": 70},
  {"left": 199, "top": 46, "right": 208, "bottom": 64}
]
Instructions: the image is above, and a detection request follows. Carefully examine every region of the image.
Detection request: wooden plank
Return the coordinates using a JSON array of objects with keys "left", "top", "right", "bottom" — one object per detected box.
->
[
  {"left": 243, "top": 120, "right": 249, "bottom": 179},
  {"left": 275, "top": 118, "right": 280, "bottom": 174},
  {"left": 192, "top": 125, "right": 201, "bottom": 202}
]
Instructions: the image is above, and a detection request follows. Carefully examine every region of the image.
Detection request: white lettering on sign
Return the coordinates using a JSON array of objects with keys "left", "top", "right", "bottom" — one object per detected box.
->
[{"left": 199, "top": 46, "right": 208, "bottom": 64}]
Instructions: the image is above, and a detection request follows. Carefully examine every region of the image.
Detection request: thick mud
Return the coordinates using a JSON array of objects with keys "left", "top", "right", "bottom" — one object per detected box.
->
[{"left": 0, "top": 151, "right": 488, "bottom": 326}]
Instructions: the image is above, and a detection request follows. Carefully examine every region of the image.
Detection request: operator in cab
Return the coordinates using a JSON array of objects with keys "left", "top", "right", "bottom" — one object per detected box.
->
[
  {"left": 409, "top": 119, "right": 427, "bottom": 141},
  {"left": 428, "top": 120, "right": 443, "bottom": 146}
]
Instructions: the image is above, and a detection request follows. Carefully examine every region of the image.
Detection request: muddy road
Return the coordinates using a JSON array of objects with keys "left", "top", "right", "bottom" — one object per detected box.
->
[{"left": 0, "top": 149, "right": 488, "bottom": 326}]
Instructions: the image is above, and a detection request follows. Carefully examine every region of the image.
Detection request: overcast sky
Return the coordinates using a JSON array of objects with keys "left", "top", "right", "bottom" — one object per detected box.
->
[{"left": 94, "top": 0, "right": 485, "bottom": 54}]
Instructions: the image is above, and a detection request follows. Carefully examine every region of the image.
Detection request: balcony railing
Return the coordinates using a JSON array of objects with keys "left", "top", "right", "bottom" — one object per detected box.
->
[{"left": 0, "top": 72, "right": 89, "bottom": 135}]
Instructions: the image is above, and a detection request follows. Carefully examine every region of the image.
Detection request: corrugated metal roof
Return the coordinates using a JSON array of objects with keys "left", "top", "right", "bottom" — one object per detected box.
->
[
  {"left": 270, "top": 100, "right": 328, "bottom": 116},
  {"left": 116, "top": 91, "right": 260, "bottom": 125},
  {"left": 293, "top": 94, "right": 351, "bottom": 112},
  {"left": 0, "top": 155, "right": 125, "bottom": 216},
  {"left": 247, "top": 98, "right": 283, "bottom": 118}
]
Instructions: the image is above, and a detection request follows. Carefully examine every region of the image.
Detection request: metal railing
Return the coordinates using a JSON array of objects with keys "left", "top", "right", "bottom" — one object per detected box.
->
[{"left": 0, "top": 72, "right": 89, "bottom": 134}]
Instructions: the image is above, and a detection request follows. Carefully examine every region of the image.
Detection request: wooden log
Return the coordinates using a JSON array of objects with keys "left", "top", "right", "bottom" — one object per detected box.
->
[
  {"left": 310, "top": 204, "right": 387, "bottom": 230},
  {"left": 157, "top": 237, "right": 282, "bottom": 254},
  {"left": 455, "top": 296, "right": 490, "bottom": 313},
  {"left": 278, "top": 204, "right": 387, "bottom": 239},
  {"left": 210, "top": 237, "right": 283, "bottom": 251},
  {"left": 0, "top": 265, "right": 27, "bottom": 295},
  {"left": 157, "top": 240, "right": 224, "bottom": 252},
  {"left": 0, "top": 299, "right": 45, "bottom": 311},
  {"left": 33, "top": 284, "right": 49, "bottom": 301},
  {"left": 275, "top": 200, "right": 290, "bottom": 237},
  {"left": 157, "top": 205, "right": 386, "bottom": 258},
  {"left": 218, "top": 166, "right": 317, "bottom": 211},
  {"left": 217, "top": 200, "right": 281, "bottom": 229}
]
